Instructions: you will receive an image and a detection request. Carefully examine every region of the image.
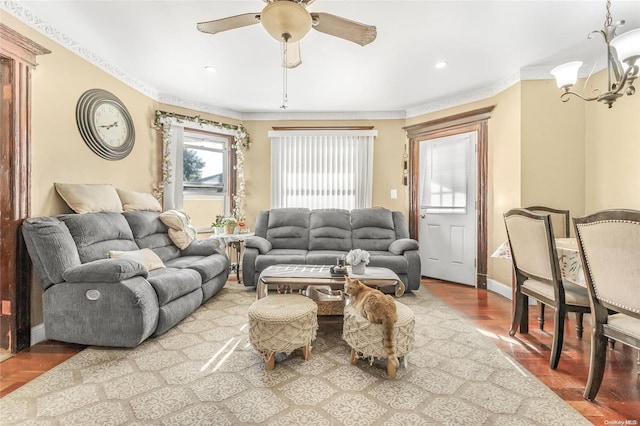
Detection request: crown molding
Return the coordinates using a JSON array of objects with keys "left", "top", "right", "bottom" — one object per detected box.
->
[
  {"left": 156, "top": 95, "right": 244, "bottom": 121},
  {"left": 241, "top": 110, "right": 407, "bottom": 121},
  {"left": 405, "top": 71, "right": 521, "bottom": 118}
]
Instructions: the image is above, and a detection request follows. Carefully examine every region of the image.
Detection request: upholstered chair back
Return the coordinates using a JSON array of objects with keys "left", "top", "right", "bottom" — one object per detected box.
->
[
  {"left": 504, "top": 209, "right": 558, "bottom": 283},
  {"left": 574, "top": 211, "right": 640, "bottom": 314},
  {"left": 526, "top": 206, "right": 570, "bottom": 238}
]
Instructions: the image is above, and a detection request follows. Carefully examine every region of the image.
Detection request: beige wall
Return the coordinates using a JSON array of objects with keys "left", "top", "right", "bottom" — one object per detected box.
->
[
  {"left": 241, "top": 119, "right": 407, "bottom": 227},
  {"left": 520, "top": 79, "right": 586, "bottom": 233},
  {"left": 584, "top": 70, "right": 640, "bottom": 212}
]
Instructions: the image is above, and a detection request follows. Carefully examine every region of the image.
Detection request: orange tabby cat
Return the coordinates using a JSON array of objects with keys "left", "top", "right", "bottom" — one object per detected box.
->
[{"left": 344, "top": 276, "right": 399, "bottom": 367}]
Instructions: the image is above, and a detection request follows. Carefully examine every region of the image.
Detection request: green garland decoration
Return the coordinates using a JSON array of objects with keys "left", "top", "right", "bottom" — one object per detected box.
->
[{"left": 152, "top": 110, "right": 250, "bottom": 219}]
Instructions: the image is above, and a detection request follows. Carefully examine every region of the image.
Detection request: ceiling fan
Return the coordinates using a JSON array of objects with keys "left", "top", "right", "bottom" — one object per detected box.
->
[{"left": 197, "top": 0, "right": 377, "bottom": 68}]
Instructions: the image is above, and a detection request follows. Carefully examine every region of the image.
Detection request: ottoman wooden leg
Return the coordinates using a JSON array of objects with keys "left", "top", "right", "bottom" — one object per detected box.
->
[
  {"left": 265, "top": 352, "right": 276, "bottom": 370},
  {"left": 302, "top": 345, "right": 312, "bottom": 361},
  {"left": 350, "top": 348, "right": 358, "bottom": 365},
  {"left": 386, "top": 360, "right": 397, "bottom": 378}
]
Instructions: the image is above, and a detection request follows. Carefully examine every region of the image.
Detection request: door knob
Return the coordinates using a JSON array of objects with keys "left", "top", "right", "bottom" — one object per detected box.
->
[{"left": 420, "top": 214, "right": 426, "bottom": 219}]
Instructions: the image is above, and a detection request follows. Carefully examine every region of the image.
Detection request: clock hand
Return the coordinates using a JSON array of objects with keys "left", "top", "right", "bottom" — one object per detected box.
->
[{"left": 98, "top": 121, "right": 118, "bottom": 129}]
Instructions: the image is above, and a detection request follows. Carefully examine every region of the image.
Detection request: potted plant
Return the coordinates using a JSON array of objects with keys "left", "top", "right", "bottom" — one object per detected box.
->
[
  {"left": 346, "top": 249, "right": 370, "bottom": 274},
  {"left": 221, "top": 216, "right": 238, "bottom": 234},
  {"left": 212, "top": 215, "right": 226, "bottom": 235}
]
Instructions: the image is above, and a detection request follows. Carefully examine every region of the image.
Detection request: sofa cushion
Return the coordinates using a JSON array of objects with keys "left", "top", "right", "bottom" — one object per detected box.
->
[
  {"left": 165, "top": 255, "right": 229, "bottom": 282},
  {"left": 255, "top": 249, "right": 307, "bottom": 271},
  {"left": 309, "top": 209, "right": 352, "bottom": 251},
  {"left": 123, "top": 211, "right": 180, "bottom": 261},
  {"left": 351, "top": 208, "right": 397, "bottom": 251},
  {"left": 266, "top": 208, "right": 310, "bottom": 250},
  {"left": 306, "top": 250, "right": 348, "bottom": 265},
  {"left": 147, "top": 267, "right": 202, "bottom": 306},
  {"left": 61, "top": 212, "right": 138, "bottom": 263},
  {"left": 368, "top": 251, "right": 409, "bottom": 274}
]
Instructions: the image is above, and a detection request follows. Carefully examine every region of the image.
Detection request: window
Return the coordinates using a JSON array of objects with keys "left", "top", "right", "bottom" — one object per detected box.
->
[
  {"left": 420, "top": 136, "right": 469, "bottom": 214},
  {"left": 270, "top": 130, "right": 377, "bottom": 209},
  {"left": 182, "top": 131, "right": 229, "bottom": 198}
]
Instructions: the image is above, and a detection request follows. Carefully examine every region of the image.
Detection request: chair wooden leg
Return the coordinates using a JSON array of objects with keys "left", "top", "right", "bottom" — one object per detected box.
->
[
  {"left": 510, "top": 292, "right": 528, "bottom": 336},
  {"left": 350, "top": 348, "right": 358, "bottom": 365},
  {"left": 550, "top": 306, "right": 565, "bottom": 369},
  {"left": 576, "top": 312, "right": 584, "bottom": 339},
  {"left": 537, "top": 303, "right": 545, "bottom": 330},
  {"left": 584, "top": 326, "right": 608, "bottom": 401},
  {"left": 265, "top": 352, "right": 276, "bottom": 370}
]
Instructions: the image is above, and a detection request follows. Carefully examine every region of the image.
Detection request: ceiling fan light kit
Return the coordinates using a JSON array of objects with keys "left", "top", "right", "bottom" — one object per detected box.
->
[
  {"left": 550, "top": 0, "right": 639, "bottom": 108},
  {"left": 261, "top": 1, "right": 312, "bottom": 42}
]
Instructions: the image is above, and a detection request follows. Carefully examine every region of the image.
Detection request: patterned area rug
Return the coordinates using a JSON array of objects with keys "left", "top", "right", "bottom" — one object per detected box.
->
[{"left": 1, "top": 282, "right": 589, "bottom": 425}]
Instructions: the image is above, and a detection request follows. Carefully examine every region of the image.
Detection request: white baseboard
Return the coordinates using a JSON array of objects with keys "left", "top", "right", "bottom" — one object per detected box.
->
[
  {"left": 31, "top": 323, "right": 46, "bottom": 346},
  {"left": 487, "top": 278, "right": 536, "bottom": 305}
]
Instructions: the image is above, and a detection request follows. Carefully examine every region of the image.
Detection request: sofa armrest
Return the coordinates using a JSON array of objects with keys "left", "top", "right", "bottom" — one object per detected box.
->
[
  {"left": 245, "top": 236, "right": 272, "bottom": 254},
  {"left": 181, "top": 238, "right": 223, "bottom": 256},
  {"left": 62, "top": 259, "right": 148, "bottom": 283},
  {"left": 388, "top": 238, "right": 419, "bottom": 255}
]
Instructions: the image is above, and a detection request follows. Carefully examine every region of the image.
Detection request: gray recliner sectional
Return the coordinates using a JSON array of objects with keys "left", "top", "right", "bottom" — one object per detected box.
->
[
  {"left": 22, "top": 211, "right": 229, "bottom": 347},
  {"left": 242, "top": 207, "right": 421, "bottom": 291}
]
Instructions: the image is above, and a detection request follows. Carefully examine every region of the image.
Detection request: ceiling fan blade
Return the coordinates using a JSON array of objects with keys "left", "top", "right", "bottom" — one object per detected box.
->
[
  {"left": 310, "top": 13, "right": 377, "bottom": 46},
  {"left": 197, "top": 13, "right": 261, "bottom": 35},
  {"left": 282, "top": 41, "right": 302, "bottom": 69}
]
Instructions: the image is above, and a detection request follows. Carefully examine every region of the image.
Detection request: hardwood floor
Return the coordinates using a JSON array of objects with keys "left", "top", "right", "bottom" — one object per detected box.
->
[{"left": 1, "top": 279, "right": 638, "bottom": 424}]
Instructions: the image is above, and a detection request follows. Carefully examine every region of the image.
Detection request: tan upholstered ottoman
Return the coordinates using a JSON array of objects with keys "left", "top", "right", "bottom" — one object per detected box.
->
[
  {"left": 248, "top": 294, "right": 318, "bottom": 370},
  {"left": 342, "top": 301, "right": 415, "bottom": 378}
]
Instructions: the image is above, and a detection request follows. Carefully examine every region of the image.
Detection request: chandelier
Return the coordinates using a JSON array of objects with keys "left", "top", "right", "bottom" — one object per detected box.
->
[{"left": 550, "top": 0, "right": 640, "bottom": 108}]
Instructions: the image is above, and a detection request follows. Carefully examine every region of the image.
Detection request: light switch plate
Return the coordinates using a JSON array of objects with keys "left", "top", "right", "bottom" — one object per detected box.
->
[{"left": 390, "top": 189, "right": 398, "bottom": 199}]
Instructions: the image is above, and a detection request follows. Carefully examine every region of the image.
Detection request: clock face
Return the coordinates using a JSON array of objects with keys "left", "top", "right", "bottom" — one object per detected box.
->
[
  {"left": 94, "top": 103, "right": 129, "bottom": 147},
  {"left": 76, "top": 89, "right": 135, "bottom": 160}
]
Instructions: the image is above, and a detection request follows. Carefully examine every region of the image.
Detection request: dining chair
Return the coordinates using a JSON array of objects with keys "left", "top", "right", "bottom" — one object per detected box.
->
[
  {"left": 525, "top": 206, "right": 572, "bottom": 332},
  {"left": 573, "top": 209, "right": 640, "bottom": 401},
  {"left": 504, "top": 208, "right": 590, "bottom": 369}
]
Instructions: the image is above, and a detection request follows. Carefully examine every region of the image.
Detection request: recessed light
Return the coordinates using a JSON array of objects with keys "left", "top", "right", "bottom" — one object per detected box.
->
[
  {"left": 204, "top": 66, "right": 217, "bottom": 73},
  {"left": 435, "top": 61, "right": 447, "bottom": 69}
]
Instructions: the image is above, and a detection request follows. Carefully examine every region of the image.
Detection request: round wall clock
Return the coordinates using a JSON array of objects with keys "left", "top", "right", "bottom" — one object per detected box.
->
[{"left": 76, "top": 89, "right": 135, "bottom": 160}]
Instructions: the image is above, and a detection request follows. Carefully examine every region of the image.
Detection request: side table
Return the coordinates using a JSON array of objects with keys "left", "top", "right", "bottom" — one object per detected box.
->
[{"left": 207, "top": 232, "right": 254, "bottom": 283}]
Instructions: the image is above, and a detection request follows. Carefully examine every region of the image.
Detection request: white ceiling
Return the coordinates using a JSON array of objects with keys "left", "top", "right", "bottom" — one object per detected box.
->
[{"left": 3, "top": 0, "right": 639, "bottom": 119}]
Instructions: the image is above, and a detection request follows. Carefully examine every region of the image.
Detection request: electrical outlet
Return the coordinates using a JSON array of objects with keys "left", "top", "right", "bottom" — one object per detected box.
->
[{"left": 390, "top": 189, "right": 398, "bottom": 199}]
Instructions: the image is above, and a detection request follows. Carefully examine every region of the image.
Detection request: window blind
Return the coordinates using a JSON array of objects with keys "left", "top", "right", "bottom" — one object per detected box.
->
[{"left": 269, "top": 130, "right": 376, "bottom": 209}]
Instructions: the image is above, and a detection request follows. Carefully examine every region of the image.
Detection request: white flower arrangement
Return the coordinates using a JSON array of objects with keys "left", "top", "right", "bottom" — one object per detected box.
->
[{"left": 345, "top": 249, "right": 370, "bottom": 265}]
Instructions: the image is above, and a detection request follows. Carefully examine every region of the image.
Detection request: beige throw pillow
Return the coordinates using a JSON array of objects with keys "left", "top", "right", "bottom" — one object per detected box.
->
[
  {"left": 55, "top": 183, "right": 123, "bottom": 214},
  {"left": 116, "top": 188, "right": 162, "bottom": 212},
  {"left": 159, "top": 209, "right": 197, "bottom": 249},
  {"left": 108, "top": 248, "right": 165, "bottom": 271}
]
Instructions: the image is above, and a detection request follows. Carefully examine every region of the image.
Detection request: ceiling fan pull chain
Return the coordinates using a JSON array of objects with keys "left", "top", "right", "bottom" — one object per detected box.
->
[{"left": 281, "top": 35, "right": 290, "bottom": 109}]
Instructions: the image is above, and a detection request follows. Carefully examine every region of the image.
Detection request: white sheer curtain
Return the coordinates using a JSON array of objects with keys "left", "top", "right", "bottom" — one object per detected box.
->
[
  {"left": 163, "top": 125, "right": 184, "bottom": 211},
  {"left": 269, "top": 130, "right": 377, "bottom": 209}
]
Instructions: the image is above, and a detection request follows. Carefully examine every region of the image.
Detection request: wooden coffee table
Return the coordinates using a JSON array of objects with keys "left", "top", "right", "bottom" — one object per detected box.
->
[{"left": 257, "top": 264, "right": 405, "bottom": 299}]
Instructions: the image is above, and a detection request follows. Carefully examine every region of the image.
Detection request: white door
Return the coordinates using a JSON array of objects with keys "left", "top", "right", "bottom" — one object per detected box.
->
[{"left": 419, "top": 132, "right": 477, "bottom": 285}]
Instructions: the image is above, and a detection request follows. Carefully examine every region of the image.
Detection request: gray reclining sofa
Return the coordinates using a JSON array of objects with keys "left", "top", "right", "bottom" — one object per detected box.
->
[
  {"left": 242, "top": 207, "right": 421, "bottom": 291},
  {"left": 22, "top": 211, "right": 229, "bottom": 347}
]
